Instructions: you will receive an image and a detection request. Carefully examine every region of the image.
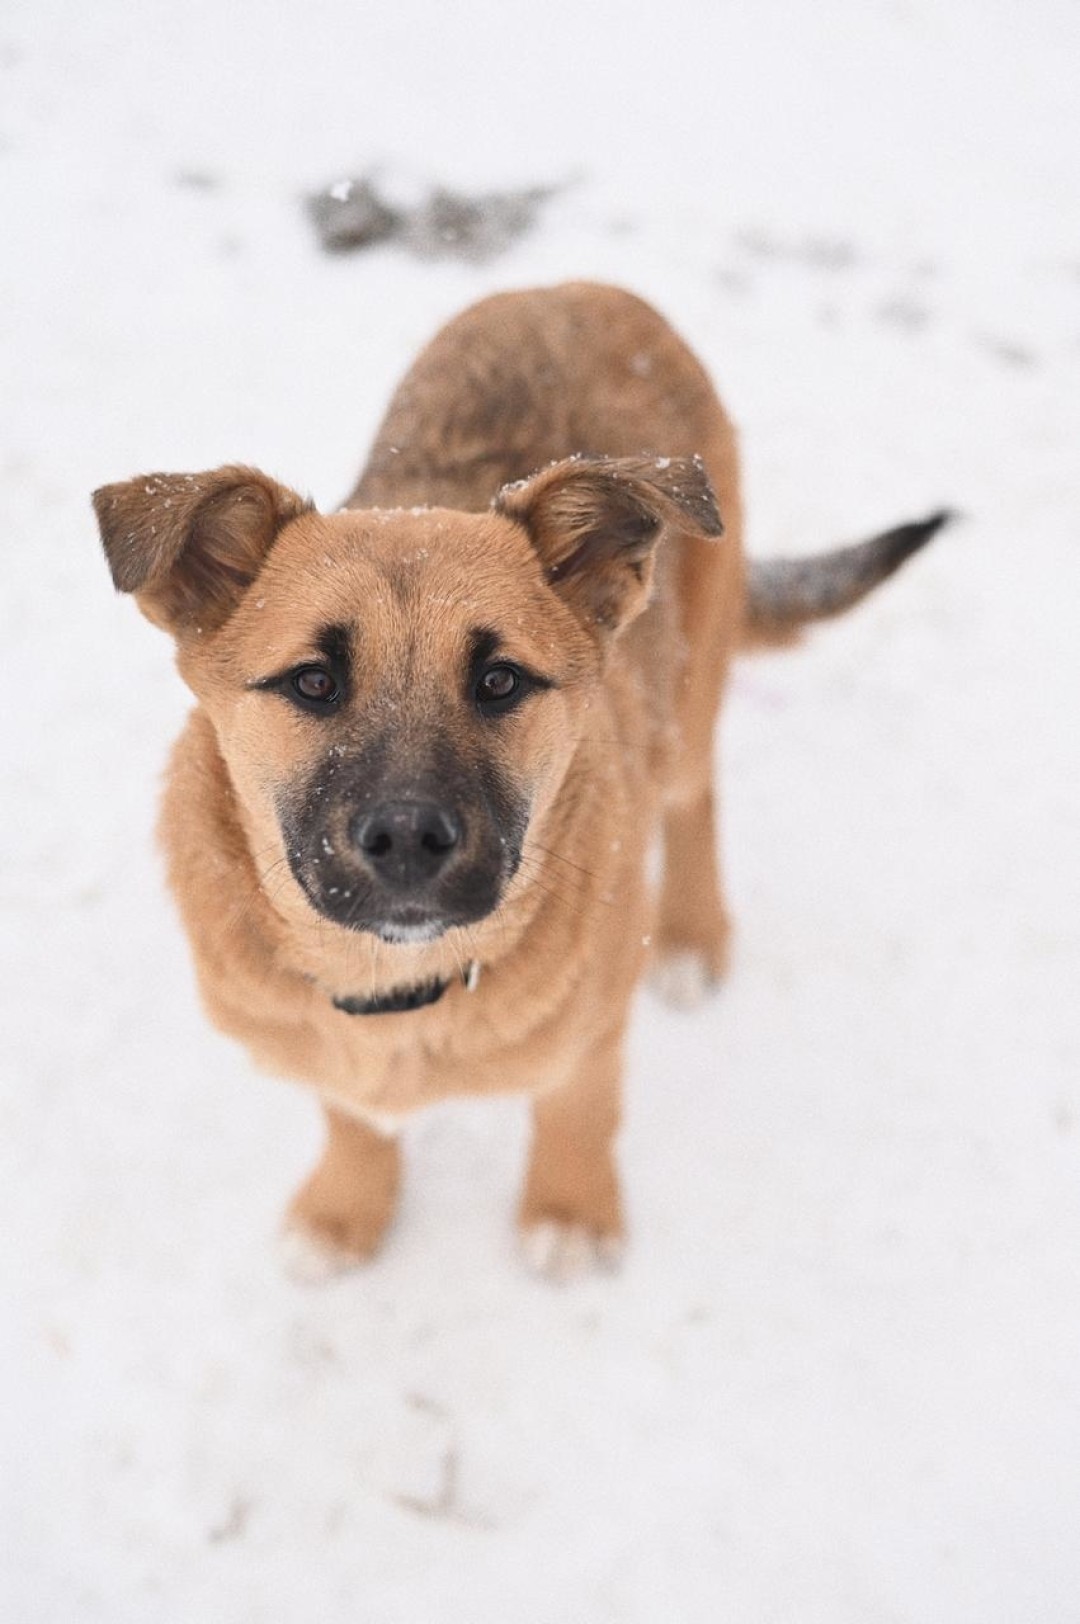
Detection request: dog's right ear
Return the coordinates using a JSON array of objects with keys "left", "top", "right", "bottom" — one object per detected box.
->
[{"left": 92, "top": 465, "right": 311, "bottom": 637}]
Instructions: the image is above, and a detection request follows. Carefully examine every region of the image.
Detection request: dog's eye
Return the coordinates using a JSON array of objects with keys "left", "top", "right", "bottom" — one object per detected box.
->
[
  {"left": 291, "top": 665, "right": 339, "bottom": 706},
  {"left": 475, "top": 663, "right": 522, "bottom": 710}
]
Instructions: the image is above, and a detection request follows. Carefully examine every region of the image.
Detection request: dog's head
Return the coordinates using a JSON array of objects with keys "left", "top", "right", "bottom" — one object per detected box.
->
[{"left": 93, "top": 456, "right": 720, "bottom": 945}]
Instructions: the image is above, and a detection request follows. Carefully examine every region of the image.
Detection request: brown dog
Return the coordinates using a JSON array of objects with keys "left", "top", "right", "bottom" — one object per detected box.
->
[{"left": 93, "top": 282, "right": 947, "bottom": 1280}]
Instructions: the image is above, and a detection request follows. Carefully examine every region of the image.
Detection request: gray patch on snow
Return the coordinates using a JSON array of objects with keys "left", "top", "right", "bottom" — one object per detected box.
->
[
  {"left": 402, "top": 184, "right": 553, "bottom": 263},
  {"left": 306, "top": 176, "right": 401, "bottom": 253},
  {"left": 974, "top": 332, "right": 1038, "bottom": 368},
  {"left": 207, "top": 1495, "right": 253, "bottom": 1545},
  {"left": 174, "top": 168, "right": 220, "bottom": 192},
  {"left": 714, "top": 266, "right": 753, "bottom": 295},
  {"left": 876, "top": 296, "right": 933, "bottom": 332},
  {"left": 306, "top": 174, "right": 559, "bottom": 263},
  {"left": 735, "top": 227, "right": 859, "bottom": 271}
]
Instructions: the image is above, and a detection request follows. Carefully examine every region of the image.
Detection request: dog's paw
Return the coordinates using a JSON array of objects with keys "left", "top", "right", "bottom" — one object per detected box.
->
[
  {"left": 649, "top": 948, "right": 717, "bottom": 1010},
  {"left": 278, "top": 1221, "right": 374, "bottom": 1285},
  {"left": 520, "top": 1219, "right": 626, "bottom": 1283}
]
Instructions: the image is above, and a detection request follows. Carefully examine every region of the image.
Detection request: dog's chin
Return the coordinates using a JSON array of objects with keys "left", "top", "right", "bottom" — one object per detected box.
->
[
  {"left": 288, "top": 856, "right": 515, "bottom": 939},
  {"left": 367, "top": 893, "right": 506, "bottom": 943},
  {"left": 303, "top": 892, "right": 457, "bottom": 941},
  {"left": 301, "top": 887, "right": 500, "bottom": 942},
  {"left": 373, "top": 917, "right": 449, "bottom": 946}
]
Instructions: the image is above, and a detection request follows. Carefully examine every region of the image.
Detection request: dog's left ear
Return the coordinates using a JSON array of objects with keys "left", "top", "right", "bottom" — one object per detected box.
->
[
  {"left": 495, "top": 454, "right": 722, "bottom": 636},
  {"left": 92, "top": 465, "right": 311, "bottom": 638}
]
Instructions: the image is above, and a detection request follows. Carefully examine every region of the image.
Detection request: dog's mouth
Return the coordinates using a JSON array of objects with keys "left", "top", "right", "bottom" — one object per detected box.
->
[{"left": 282, "top": 841, "right": 522, "bottom": 940}]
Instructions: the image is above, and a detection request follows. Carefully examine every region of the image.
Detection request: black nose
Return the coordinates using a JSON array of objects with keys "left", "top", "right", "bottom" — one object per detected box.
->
[{"left": 350, "top": 801, "right": 462, "bottom": 889}]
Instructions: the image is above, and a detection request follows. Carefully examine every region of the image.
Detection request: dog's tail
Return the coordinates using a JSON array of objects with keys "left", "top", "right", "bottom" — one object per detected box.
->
[{"left": 742, "top": 509, "right": 955, "bottom": 648}]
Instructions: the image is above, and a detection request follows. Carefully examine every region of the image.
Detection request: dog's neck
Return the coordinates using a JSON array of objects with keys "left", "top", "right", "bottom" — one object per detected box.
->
[{"left": 331, "top": 958, "right": 481, "bottom": 1016}]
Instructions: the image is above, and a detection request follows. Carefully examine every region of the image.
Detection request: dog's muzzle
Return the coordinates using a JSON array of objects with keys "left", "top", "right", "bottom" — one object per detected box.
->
[
  {"left": 349, "top": 799, "right": 463, "bottom": 891},
  {"left": 279, "top": 745, "right": 528, "bottom": 939}
]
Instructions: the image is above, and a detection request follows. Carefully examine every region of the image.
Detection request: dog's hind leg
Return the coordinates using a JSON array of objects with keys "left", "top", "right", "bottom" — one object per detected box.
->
[
  {"left": 648, "top": 505, "right": 740, "bottom": 1008},
  {"left": 651, "top": 784, "right": 731, "bottom": 1008},
  {"left": 519, "top": 1030, "right": 626, "bottom": 1281},
  {"left": 280, "top": 1103, "right": 402, "bottom": 1281}
]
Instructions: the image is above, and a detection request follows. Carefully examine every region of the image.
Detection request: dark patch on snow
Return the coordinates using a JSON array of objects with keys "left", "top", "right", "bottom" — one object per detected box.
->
[
  {"left": 876, "top": 296, "right": 933, "bottom": 332},
  {"left": 405, "top": 185, "right": 552, "bottom": 262},
  {"left": 714, "top": 267, "right": 753, "bottom": 296},
  {"left": 207, "top": 1495, "right": 253, "bottom": 1544},
  {"left": 306, "top": 174, "right": 559, "bottom": 263},
  {"left": 306, "top": 177, "right": 401, "bottom": 253},
  {"left": 909, "top": 258, "right": 940, "bottom": 280},
  {"left": 974, "top": 333, "right": 1038, "bottom": 369},
  {"left": 174, "top": 168, "right": 221, "bottom": 192},
  {"left": 735, "top": 228, "right": 859, "bottom": 271}
]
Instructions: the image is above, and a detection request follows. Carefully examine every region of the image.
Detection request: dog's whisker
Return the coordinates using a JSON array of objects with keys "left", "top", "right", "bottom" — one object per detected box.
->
[
  {"left": 511, "top": 867, "right": 595, "bottom": 922},
  {"left": 527, "top": 841, "right": 601, "bottom": 884},
  {"left": 224, "top": 855, "right": 292, "bottom": 935},
  {"left": 513, "top": 863, "right": 591, "bottom": 915},
  {"left": 445, "top": 930, "right": 478, "bottom": 1008},
  {"left": 515, "top": 850, "right": 614, "bottom": 913}
]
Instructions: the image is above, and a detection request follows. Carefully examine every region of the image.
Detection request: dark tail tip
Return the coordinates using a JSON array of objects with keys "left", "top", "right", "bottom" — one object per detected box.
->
[
  {"left": 745, "top": 506, "right": 959, "bottom": 645},
  {"left": 877, "top": 507, "right": 959, "bottom": 571}
]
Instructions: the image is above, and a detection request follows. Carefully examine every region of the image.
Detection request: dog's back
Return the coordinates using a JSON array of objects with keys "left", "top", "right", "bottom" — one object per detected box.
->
[{"left": 353, "top": 282, "right": 743, "bottom": 524}]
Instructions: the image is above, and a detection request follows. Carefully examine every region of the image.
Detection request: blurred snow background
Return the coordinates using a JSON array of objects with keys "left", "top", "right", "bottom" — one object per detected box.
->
[{"left": 1, "top": 2, "right": 1078, "bottom": 1620}]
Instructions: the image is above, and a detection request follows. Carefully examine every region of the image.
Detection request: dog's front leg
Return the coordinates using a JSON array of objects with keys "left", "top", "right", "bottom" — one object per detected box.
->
[
  {"left": 280, "top": 1103, "right": 401, "bottom": 1281},
  {"left": 519, "top": 1031, "right": 625, "bottom": 1281}
]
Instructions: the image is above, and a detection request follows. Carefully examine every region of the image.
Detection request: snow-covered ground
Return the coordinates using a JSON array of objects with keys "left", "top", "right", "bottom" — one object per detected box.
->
[{"left": 2, "top": 3, "right": 1079, "bottom": 1620}]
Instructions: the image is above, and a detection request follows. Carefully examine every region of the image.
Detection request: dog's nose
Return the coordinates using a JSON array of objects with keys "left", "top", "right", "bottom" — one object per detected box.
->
[{"left": 350, "top": 801, "right": 462, "bottom": 888}]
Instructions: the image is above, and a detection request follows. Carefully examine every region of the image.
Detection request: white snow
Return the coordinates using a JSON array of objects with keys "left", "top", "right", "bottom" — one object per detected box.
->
[{"left": 2, "top": 3, "right": 1079, "bottom": 1622}]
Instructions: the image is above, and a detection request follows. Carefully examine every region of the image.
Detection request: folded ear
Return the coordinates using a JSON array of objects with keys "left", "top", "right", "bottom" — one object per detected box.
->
[
  {"left": 494, "top": 454, "right": 722, "bottom": 636},
  {"left": 92, "top": 465, "right": 311, "bottom": 636}
]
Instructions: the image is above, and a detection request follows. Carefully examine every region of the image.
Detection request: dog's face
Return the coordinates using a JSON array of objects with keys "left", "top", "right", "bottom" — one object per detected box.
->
[
  {"left": 185, "top": 505, "right": 593, "bottom": 945},
  {"left": 94, "top": 457, "right": 720, "bottom": 944}
]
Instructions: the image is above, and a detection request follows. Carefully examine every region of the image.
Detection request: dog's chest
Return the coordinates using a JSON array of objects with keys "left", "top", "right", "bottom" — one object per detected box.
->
[{"left": 306, "top": 982, "right": 581, "bottom": 1121}]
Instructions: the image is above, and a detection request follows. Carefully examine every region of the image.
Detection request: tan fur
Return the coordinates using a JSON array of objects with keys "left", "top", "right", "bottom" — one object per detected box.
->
[{"left": 95, "top": 282, "right": 748, "bottom": 1276}]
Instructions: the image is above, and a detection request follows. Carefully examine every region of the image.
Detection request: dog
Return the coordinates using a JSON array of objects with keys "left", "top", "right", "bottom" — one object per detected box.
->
[{"left": 93, "top": 282, "right": 948, "bottom": 1281}]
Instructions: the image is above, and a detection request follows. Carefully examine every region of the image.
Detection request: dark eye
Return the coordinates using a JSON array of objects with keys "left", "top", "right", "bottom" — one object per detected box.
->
[
  {"left": 291, "top": 665, "right": 339, "bottom": 706},
  {"left": 475, "top": 663, "right": 522, "bottom": 709}
]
